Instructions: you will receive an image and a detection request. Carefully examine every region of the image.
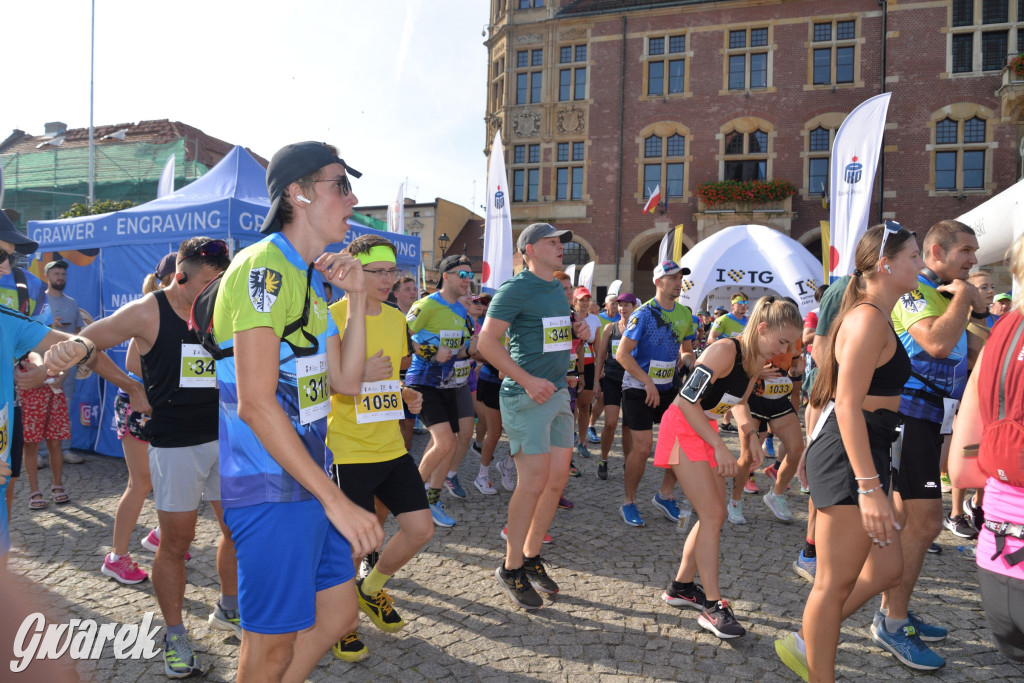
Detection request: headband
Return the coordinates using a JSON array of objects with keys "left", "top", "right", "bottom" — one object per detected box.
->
[{"left": 354, "top": 245, "right": 397, "bottom": 266}]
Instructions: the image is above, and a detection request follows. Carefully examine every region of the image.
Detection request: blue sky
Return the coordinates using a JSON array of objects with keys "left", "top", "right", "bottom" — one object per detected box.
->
[{"left": 1, "top": 0, "right": 490, "bottom": 211}]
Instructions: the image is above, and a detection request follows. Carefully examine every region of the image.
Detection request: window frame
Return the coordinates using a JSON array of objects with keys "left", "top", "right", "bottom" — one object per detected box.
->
[
  {"left": 635, "top": 122, "right": 691, "bottom": 204},
  {"left": 554, "top": 140, "right": 586, "bottom": 202},
  {"left": 643, "top": 33, "right": 691, "bottom": 100},
  {"left": 515, "top": 47, "right": 543, "bottom": 105},
  {"left": 723, "top": 26, "right": 773, "bottom": 93},
  {"left": 717, "top": 118, "right": 775, "bottom": 183},
  {"left": 947, "top": 0, "right": 1022, "bottom": 75},
  {"left": 807, "top": 18, "right": 860, "bottom": 88},
  {"left": 557, "top": 43, "right": 588, "bottom": 102},
  {"left": 511, "top": 143, "right": 543, "bottom": 203},
  {"left": 927, "top": 106, "right": 996, "bottom": 196}
]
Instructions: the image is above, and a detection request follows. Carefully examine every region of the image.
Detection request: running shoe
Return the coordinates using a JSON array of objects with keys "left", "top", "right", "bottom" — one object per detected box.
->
[
  {"left": 569, "top": 461, "right": 581, "bottom": 477},
  {"left": 800, "top": 484, "right": 811, "bottom": 495},
  {"left": 444, "top": 474, "right": 467, "bottom": 499},
  {"left": 793, "top": 550, "right": 816, "bottom": 582},
  {"left": 943, "top": 514, "right": 978, "bottom": 539},
  {"left": 522, "top": 555, "right": 559, "bottom": 594},
  {"left": 719, "top": 422, "right": 738, "bottom": 433},
  {"left": 498, "top": 456, "right": 516, "bottom": 491},
  {"left": 764, "top": 436, "right": 775, "bottom": 458},
  {"left": 332, "top": 632, "right": 369, "bottom": 662},
  {"left": 474, "top": 473, "right": 497, "bottom": 495},
  {"left": 620, "top": 503, "right": 645, "bottom": 527},
  {"left": 471, "top": 441, "right": 482, "bottom": 455},
  {"left": 764, "top": 463, "right": 779, "bottom": 481},
  {"left": 698, "top": 599, "right": 746, "bottom": 639},
  {"left": 774, "top": 632, "right": 809, "bottom": 682},
  {"left": 661, "top": 582, "right": 706, "bottom": 610},
  {"left": 100, "top": 554, "right": 148, "bottom": 585},
  {"left": 356, "top": 579, "right": 405, "bottom": 632},
  {"left": 208, "top": 603, "right": 242, "bottom": 638},
  {"left": 598, "top": 460, "right": 608, "bottom": 480},
  {"left": 500, "top": 526, "right": 552, "bottom": 544},
  {"left": 651, "top": 493, "right": 681, "bottom": 523},
  {"left": 743, "top": 477, "right": 759, "bottom": 495},
  {"left": 726, "top": 500, "right": 747, "bottom": 525},
  {"left": 872, "top": 610, "right": 947, "bottom": 643},
  {"left": 576, "top": 442, "right": 592, "bottom": 459},
  {"left": 871, "top": 621, "right": 946, "bottom": 670},
  {"left": 927, "top": 542, "right": 942, "bottom": 554},
  {"left": 558, "top": 495, "right": 574, "bottom": 510},
  {"left": 163, "top": 633, "right": 203, "bottom": 678},
  {"left": 763, "top": 491, "right": 793, "bottom": 522},
  {"left": 495, "top": 565, "right": 543, "bottom": 609},
  {"left": 141, "top": 529, "right": 191, "bottom": 562},
  {"left": 429, "top": 500, "right": 456, "bottom": 527},
  {"left": 940, "top": 473, "right": 952, "bottom": 493},
  {"left": 587, "top": 426, "right": 601, "bottom": 443},
  {"left": 963, "top": 497, "right": 985, "bottom": 530},
  {"left": 358, "top": 550, "right": 379, "bottom": 580}
]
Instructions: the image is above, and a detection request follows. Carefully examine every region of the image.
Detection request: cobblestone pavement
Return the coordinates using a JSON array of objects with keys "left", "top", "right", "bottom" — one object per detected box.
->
[{"left": 6, "top": 425, "right": 1024, "bottom": 682}]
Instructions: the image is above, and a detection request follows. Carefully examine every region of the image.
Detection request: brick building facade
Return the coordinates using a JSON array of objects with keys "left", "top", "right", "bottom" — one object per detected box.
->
[{"left": 485, "top": 0, "right": 1024, "bottom": 299}]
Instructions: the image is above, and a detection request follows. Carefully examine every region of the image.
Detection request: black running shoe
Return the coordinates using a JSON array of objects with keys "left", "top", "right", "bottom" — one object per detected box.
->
[
  {"left": 719, "top": 422, "right": 738, "bottom": 433},
  {"left": 598, "top": 460, "right": 608, "bottom": 480},
  {"left": 495, "top": 565, "right": 543, "bottom": 609},
  {"left": 698, "top": 599, "right": 746, "bottom": 639},
  {"left": 963, "top": 498, "right": 985, "bottom": 530},
  {"left": 943, "top": 514, "right": 978, "bottom": 540},
  {"left": 522, "top": 555, "right": 559, "bottom": 594},
  {"left": 662, "top": 582, "right": 706, "bottom": 610}
]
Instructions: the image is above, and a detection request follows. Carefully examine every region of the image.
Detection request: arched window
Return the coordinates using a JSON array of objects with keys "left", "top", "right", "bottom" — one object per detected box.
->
[
  {"left": 561, "top": 240, "right": 589, "bottom": 267},
  {"left": 929, "top": 106, "right": 994, "bottom": 194},
  {"left": 636, "top": 122, "right": 691, "bottom": 203}
]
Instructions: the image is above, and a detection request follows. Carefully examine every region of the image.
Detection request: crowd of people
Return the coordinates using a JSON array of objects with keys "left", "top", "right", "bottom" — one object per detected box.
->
[{"left": 0, "top": 141, "right": 1022, "bottom": 682}]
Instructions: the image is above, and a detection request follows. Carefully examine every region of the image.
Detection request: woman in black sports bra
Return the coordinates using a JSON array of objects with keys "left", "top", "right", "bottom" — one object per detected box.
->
[
  {"left": 776, "top": 223, "right": 922, "bottom": 682},
  {"left": 652, "top": 297, "right": 802, "bottom": 640}
]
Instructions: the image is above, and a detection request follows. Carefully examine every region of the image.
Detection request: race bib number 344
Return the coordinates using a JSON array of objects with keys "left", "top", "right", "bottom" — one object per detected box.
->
[
  {"left": 297, "top": 354, "right": 330, "bottom": 425},
  {"left": 542, "top": 316, "right": 571, "bottom": 352},
  {"left": 180, "top": 344, "right": 217, "bottom": 388}
]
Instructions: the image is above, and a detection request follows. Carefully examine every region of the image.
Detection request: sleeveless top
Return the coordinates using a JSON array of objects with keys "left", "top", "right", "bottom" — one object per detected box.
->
[
  {"left": 698, "top": 338, "right": 751, "bottom": 416},
  {"left": 140, "top": 290, "right": 219, "bottom": 447},
  {"left": 603, "top": 322, "right": 626, "bottom": 381},
  {"left": 837, "top": 303, "right": 911, "bottom": 397}
]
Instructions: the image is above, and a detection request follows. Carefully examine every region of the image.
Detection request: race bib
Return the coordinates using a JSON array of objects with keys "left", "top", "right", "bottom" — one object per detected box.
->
[
  {"left": 0, "top": 403, "right": 8, "bottom": 460},
  {"left": 584, "top": 343, "right": 594, "bottom": 361},
  {"left": 354, "top": 380, "right": 404, "bottom": 424},
  {"left": 452, "top": 360, "right": 471, "bottom": 386},
  {"left": 296, "top": 353, "right": 330, "bottom": 425},
  {"left": 542, "top": 316, "right": 572, "bottom": 352},
  {"left": 439, "top": 329, "right": 463, "bottom": 350},
  {"left": 610, "top": 339, "right": 620, "bottom": 357},
  {"left": 941, "top": 397, "right": 960, "bottom": 435},
  {"left": 704, "top": 392, "right": 743, "bottom": 418},
  {"left": 648, "top": 359, "right": 675, "bottom": 385},
  {"left": 761, "top": 376, "right": 793, "bottom": 398},
  {"left": 180, "top": 343, "right": 217, "bottom": 388},
  {"left": 568, "top": 356, "right": 577, "bottom": 373}
]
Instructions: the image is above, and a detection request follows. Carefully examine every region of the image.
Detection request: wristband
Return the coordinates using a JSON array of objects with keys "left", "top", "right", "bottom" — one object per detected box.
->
[
  {"left": 854, "top": 474, "right": 880, "bottom": 481},
  {"left": 73, "top": 338, "right": 94, "bottom": 365},
  {"left": 857, "top": 485, "right": 883, "bottom": 495}
]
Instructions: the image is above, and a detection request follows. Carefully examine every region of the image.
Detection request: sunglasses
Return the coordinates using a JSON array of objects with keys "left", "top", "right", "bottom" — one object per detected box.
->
[
  {"left": 733, "top": 300, "right": 749, "bottom": 305},
  {"left": 181, "top": 239, "right": 229, "bottom": 263},
  {"left": 446, "top": 269, "right": 474, "bottom": 279},
  {"left": 0, "top": 248, "right": 10, "bottom": 263},
  {"left": 313, "top": 175, "right": 352, "bottom": 196},
  {"left": 878, "top": 220, "right": 905, "bottom": 267}
]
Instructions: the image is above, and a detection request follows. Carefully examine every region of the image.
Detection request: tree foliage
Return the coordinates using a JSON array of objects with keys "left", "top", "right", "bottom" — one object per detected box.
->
[{"left": 60, "top": 199, "right": 135, "bottom": 218}]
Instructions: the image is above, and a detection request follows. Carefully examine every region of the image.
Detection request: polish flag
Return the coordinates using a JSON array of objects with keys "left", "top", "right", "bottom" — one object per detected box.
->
[{"left": 642, "top": 185, "right": 661, "bottom": 214}]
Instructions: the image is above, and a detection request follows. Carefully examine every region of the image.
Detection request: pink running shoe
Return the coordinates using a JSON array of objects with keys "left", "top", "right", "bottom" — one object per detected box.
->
[
  {"left": 501, "top": 526, "right": 552, "bottom": 544},
  {"left": 764, "top": 464, "right": 779, "bottom": 481},
  {"left": 743, "top": 478, "right": 760, "bottom": 495},
  {"left": 141, "top": 529, "right": 191, "bottom": 561},
  {"left": 101, "top": 553, "right": 148, "bottom": 585}
]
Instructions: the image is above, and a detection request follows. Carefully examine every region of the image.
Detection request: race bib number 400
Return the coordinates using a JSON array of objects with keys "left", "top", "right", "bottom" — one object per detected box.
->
[
  {"left": 648, "top": 359, "right": 675, "bottom": 385},
  {"left": 542, "top": 316, "right": 572, "bottom": 352},
  {"left": 180, "top": 343, "right": 217, "bottom": 388},
  {"left": 297, "top": 353, "right": 330, "bottom": 425},
  {"left": 355, "top": 380, "right": 404, "bottom": 424}
]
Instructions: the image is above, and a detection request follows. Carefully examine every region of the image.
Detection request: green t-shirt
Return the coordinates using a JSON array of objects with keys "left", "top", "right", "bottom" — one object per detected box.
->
[
  {"left": 710, "top": 312, "right": 747, "bottom": 338},
  {"left": 486, "top": 269, "right": 570, "bottom": 396},
  {"left": 815, "top": 275, "right": 852, "bottom": 337}
]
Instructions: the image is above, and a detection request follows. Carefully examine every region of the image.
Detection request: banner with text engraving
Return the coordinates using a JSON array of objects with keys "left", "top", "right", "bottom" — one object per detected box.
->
[
  {"left": 482, "top": 131, "right": 513, "bottom": 293},
  {"left": 828, "top": 92, "right": 891, "bottom": 281}
]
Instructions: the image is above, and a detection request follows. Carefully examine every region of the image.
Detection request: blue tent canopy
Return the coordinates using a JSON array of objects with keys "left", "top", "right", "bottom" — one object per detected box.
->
[{"left": 25, "top": 146, "right": 420, "bottom": 457}]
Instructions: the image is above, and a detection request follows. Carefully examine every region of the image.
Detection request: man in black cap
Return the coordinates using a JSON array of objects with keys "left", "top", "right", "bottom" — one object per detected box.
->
[
  {"left": 209, "top": 141, "right": 383, "bottom": 679},
  {"left": 478, "top": 223, "right": 589, "bottom": 609},
  {"left": 43, "top": 259, "right": 85, "bottom": 465}
]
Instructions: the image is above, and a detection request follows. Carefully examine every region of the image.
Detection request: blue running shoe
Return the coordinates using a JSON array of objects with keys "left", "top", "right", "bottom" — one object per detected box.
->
[
  {"left": 620, "top": 503, "right": 645, "bottom": 527},
  {"left": 587, "top": 426, "right": 601, "bottom": 443},
  {"left": 793, "top": 550, "right": 816, "bottom": 582},
  {"left": 651, "top": 493, "right": 681, "bottom": 522},
  {"left": 764, "top": 436, "right": 775, "bottom": 458},
  {"left": 430, "top": 500, "right": 456, "bottom": 527},
  {"left": 871, "top": 622, "right": 945, "bottom": 671},
  {"left": 873, "top": 610, "right": 947, "bottom": 643},
  {"left": 444, "top": 475, "right": 467, "bottom": 499}
]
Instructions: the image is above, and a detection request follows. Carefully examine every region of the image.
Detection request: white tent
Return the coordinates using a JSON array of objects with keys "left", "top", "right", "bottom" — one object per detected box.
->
[
  {"left": 958, "top": 177, "right": 1024, "bottom": 266},
  {"left": 678, "top": 224, "right": 823, "bottom": 316}
]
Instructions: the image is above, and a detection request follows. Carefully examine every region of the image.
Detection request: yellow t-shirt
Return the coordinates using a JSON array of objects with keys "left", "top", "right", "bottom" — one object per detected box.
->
[{"left": 326, "top": 300, "right": 410, "bottom": 464}]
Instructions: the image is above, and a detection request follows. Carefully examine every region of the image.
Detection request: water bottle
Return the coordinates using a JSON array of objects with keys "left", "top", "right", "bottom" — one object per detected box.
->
[
  {"left": 677, "top": 499, "right": 694, "bottom": 534},
  {"left": 957, "top": 545, "right": 976, "bottom": 558}
]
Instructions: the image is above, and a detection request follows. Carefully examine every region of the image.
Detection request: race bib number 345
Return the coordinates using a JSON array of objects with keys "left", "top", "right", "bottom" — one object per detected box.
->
[
  {"left": 542, "top": 316, "right": 571, "bottom": 352},
  {"left": 297, "top": 354, "right": 330, "bottom": 425}
]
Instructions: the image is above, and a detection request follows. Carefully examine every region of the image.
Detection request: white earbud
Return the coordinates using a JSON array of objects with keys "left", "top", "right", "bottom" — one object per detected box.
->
[
  {"left": 884, "top": 264, "right": 892, "bottom": 273},
  {"left": 296, "top": 194, "right": 312, "bottom": 204}
]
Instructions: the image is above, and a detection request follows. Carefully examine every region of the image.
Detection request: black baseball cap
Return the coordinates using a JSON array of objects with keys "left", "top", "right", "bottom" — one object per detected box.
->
[
  {"left": 261, "top": 141, "right": 362, "bottom": 234},
  {"left": 517, "top": 223, "right": 572, "bottom": 253},
  {"left": 0, "top": 211, "right": 38, "bottom": 254},
  {"left": 436, "top": 255, "right": 473, "bottom": 287}
]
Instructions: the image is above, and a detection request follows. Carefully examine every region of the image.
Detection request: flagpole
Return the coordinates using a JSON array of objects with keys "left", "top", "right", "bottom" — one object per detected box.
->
[{"left": 88, "top": 0, "right": 95, "bottom": 206}]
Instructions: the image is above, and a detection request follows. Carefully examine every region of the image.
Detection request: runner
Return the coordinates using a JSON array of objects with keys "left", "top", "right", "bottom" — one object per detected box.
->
[
  {"left": 655, "top": 296, "right": 801, "bottom": 638},
  {"left": 592, "top": 293, "right": 637, "bottom": 480},
  {"left": 478, "top": 223, "right": 589, "bottom": 609},
  {"left": 211, "top": 141, "right": 382, "bottom": 681},
  {"left": 708, "top": 293, "right": 748, "bottom": 434},
  {"left": 388, "top": 275, "right": 419, "bottom": 451},
  {"left": 615, "top": 260, "right": 695, "bottom": 527},
  {"left": 324, "top": 234, "right": 433, "bottom": 662},
  {"left": 405, "top": 254, "right": 473, "bottom": 526},
  {"left": 46, "top": 236, "right": 236, "bottom": 677},
  {"left": 571, "top": 286, "right": 600, "bottom": 460}
]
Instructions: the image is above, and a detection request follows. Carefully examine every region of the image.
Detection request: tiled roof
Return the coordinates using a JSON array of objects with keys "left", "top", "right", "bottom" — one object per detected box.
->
[
  {"left": 0, "top": 119, "right": 267, "bottom": 168},
  {"left": 558, "top": 0, "right": 715, "bottom": 16}
]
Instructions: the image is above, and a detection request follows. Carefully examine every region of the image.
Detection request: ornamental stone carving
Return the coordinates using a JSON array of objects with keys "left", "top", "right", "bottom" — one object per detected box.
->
[
  {"left": 556, "top": 106, "right": 586, "bottom": 135},
  {"left": 515, "top": 33, "right": 543, "bottom": 45},
  {"left": 513, "top": 110, "right": 542, "bottom": 138},
  {"left": 559, "top": 28, "right": 587, "bottom": 41}
]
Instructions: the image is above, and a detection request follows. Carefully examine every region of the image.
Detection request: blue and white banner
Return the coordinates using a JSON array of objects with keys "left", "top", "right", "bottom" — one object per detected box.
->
[
  {"left": 482, "top": 132, "right": 513, "bottom": 293},
  {"left": 828, "top": 92, "right": 891, "bottom": 280}
]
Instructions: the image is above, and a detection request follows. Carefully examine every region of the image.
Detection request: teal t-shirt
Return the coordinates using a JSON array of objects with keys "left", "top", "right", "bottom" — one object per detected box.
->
[{"left": 485, "top": 269, "right": 570, "bottom": 396}]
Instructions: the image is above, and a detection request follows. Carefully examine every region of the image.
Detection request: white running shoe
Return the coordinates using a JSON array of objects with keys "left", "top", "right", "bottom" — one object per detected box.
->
[
  {"left": 497, "top": 456, "right": 516, "bottom": 491},
  {"left": 474, "top": 473, "right": 497, "bottom": 495},
  {"left": 763, "top": 491, "right": 793, "bottom": 522},
  {"left": 726, "top": 500, "right": 747, "bottom": 525}
]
